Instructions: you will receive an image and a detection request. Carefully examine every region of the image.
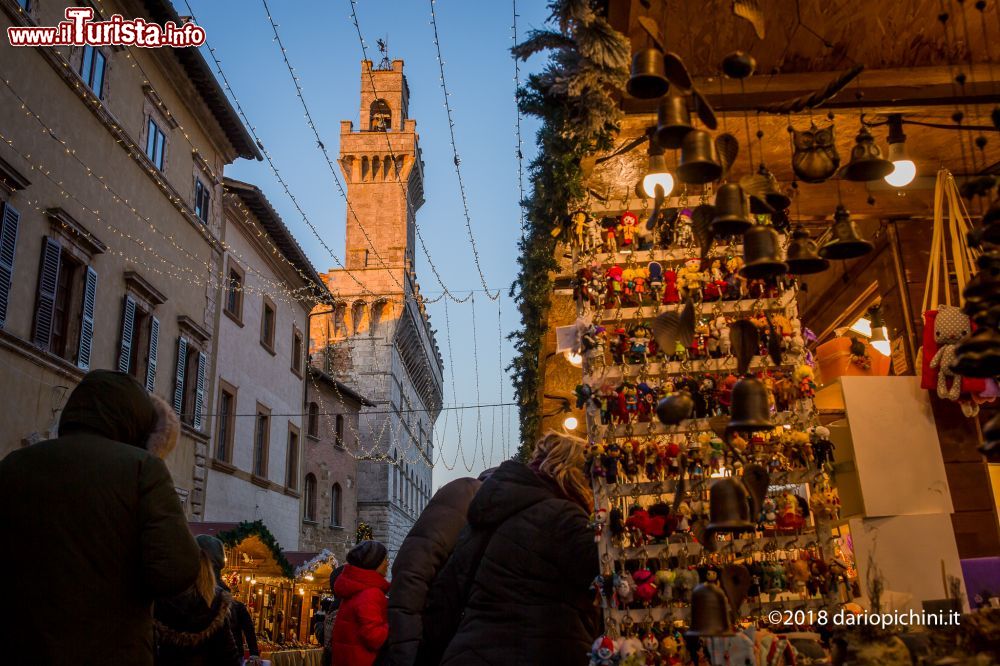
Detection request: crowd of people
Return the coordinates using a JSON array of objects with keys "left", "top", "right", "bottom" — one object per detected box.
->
[{"left": 0, "top": 370, "right": 599, "bottom": 665}]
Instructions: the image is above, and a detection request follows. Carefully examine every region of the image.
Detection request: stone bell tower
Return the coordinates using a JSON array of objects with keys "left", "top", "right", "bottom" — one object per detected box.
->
[
  {"left": 338, "top": 59, "right": 424, "bottom": 272},
  {"left": 310, "top": 59, "right": 442, "bottom": 559}
]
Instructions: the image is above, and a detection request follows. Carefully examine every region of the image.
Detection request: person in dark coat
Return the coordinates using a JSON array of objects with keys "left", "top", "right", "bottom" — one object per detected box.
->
[
  {"left": 382, "top": 474, "right": 485, "bottom": 666},
  {"left": 0, "top": 370, "right": 200, "bottom": 666},
  {"left": 322, "top": 566, "right": 346, "bottom": 666},
  {"left": 199, "top": 533, "right": 260, "bottom": 661},
  {"left": 154, "top": 535, "right": 240, "bottom": 666},
  {"left": 435, "top": 433, "right": 599, "bottom": 666},
  {"left": 331, "top": 542, "right": 391, "bottom": 666}
]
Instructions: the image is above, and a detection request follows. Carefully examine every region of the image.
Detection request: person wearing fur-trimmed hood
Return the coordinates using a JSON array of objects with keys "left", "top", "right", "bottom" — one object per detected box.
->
[{"left": 153, "top": 534, "right": 240, "bottom": 665}]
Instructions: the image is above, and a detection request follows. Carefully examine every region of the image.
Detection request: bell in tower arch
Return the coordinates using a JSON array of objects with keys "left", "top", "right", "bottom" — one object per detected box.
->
[{"left": 370, "top": 99, "right": 392, "bottom": 131}]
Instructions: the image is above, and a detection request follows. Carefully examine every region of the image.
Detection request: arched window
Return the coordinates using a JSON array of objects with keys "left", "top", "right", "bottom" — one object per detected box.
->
[
  {"left": 351, "top": 301, "right": 365, "bottom": 335},
  {"left": 369, "top": 99, "right": 391, "bottom": 131},
  {"left": 335, "top": 414, "right": 344, "bottom": 448},
  {"left": 307, "top": 402, "right": 319, "bottom": 438},
  {"left": 304, "top": 473, "right": 317, "bottom": 522},
  {"left": 371, "top": 300, "right": 386, "bottom": 336},
  {"left": 331, "top": 483, "right": 343, "bottom": 527},
  {"left": 333, "top": 303, "right": 347, "bottom": 337}
]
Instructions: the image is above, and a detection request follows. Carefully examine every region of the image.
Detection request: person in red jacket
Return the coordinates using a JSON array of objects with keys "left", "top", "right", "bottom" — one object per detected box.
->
[{"left": 331, "top": 541, "right": 390, "bottom": 666}]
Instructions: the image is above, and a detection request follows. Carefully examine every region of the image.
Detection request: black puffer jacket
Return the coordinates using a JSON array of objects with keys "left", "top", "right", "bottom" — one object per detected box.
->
[
  {"left": 383, "top": 477, "right": 481, "bottom": 666},
  {"left": 436, "top": 461, "right": 599, "bottom": 666}
]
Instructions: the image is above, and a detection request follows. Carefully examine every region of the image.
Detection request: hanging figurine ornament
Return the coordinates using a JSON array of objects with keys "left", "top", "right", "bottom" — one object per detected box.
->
[{"left": 790, "top": 123, "right": 841, "bottom": 183}]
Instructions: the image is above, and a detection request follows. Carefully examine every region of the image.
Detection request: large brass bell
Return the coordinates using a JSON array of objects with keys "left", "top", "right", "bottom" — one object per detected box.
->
[
  {"left": 842, "top": 126, "right": 894, "bottom": 182},
  {"left": 685, "top": 584, "right": 734, "bottom": 637},
  {"left": 707, "top": 478, "right": 755, "bottom": 533},
  {"left": 710, "top": 184, "right": 752, "bottom": 237},
  {"left": 655, "top": 94, "right": 693, "bottom": 149},
  {"left": 819, "top": 206, "right": 873, "bottom": 260},
  {"left": 627, "top": 48, "right": 670, "bottom": 100},
  {"left": 740, "top": 225, "right": 788, "bottom": 279},
  {"left": 677, "top": 129, "right": 722, "bottom": 185},
  {"left": 726, "top": 377, "right": 772, "bottom": 431},
  {"left": 785, "top": 227, "right": 830, "bottom": 275},
  {"left": 760, "top": 166, "right": 791, "bottom": 211}
]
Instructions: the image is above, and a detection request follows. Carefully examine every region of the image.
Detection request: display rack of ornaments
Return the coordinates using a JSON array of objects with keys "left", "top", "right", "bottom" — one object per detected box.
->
[{"left": 566, "top": 203, "right": 855, "bottom": 664}]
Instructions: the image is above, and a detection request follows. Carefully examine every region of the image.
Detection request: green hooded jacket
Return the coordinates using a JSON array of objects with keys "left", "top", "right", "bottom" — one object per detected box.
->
[{"left": 0, "top": 370, "right": 200, "bottom": 665}]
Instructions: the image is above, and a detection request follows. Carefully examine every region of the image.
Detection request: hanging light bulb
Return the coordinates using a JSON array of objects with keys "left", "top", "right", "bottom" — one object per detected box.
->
[
  {"left": 563, "top": 415, "right": 579, "bottom": 431},
  {"left": 642, "top": 141, "right": 674, "bottom": 199},
  {"left": 869, "top": 305, "right": 891, "bottom": 356},
  {"left": 564, "top": 350, "right": 584, "bottom": 367},
  {"left": 884, "top": 114, "right": 916, "bottom": 188}
]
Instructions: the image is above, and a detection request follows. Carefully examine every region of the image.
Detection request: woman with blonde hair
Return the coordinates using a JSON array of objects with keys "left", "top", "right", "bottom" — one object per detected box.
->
[{"left": 426, "top": 432, "right": 600, "bottom": 665}]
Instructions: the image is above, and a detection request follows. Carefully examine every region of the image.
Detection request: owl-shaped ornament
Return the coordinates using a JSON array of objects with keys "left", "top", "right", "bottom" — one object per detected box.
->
[{"left": 791, "top": 123, "right": 840, "bottom": 183}]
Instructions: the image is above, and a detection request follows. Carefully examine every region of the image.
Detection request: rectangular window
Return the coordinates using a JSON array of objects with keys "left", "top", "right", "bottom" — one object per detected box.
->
[
  {"left": 260, "top": 296, "right": 275, "bottom": 351},
  {"left": 194, "top": 178, "right": 210, "bottom": 223},
  {"left": 176, "top": 345, "right": 207, "bottom": 429},
  {"left": 127, "top": 307, "right": 150, "bottom": 380},
  {"left": 224, "top": 260, "right": 244, "bottom": 322},
  {"left": 291, "top": 327, "right": 303, "bottom": 375},
  {"left": 0, "top": 202, "right": 21, "bottom": 330},
  {"left": 145, "top": 118, "right": 166, "bottom": 171},
  {"left": 216, "top": 384, "right": 236, "bottom": 462},
  {"left": 253, "top": 403, "right": 270, "bottom": 477},
  {"left": 79, "top": 46, "right": 106, "bottom": 98},
  {"left": 285, "top": 425, "right": 299, "bottom": 490},
  {"left": 335, "top": 414, "right": 344, "bottom": 448}
]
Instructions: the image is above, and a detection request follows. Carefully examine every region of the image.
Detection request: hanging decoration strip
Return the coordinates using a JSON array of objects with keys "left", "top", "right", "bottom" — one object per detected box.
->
[{"left": 513, "top": 0, "right": 527, "bottom": 243}]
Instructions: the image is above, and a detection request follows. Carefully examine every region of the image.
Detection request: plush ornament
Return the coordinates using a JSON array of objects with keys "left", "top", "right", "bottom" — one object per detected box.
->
[
  {"left": 644, "top": 440, "right": 661, "bottom": 481},
  {"left": 590, "top": 574, "right": 606, "bottom": 607},
  {"left": 661, "top": 441, "right": 682, "bottom": 477},
  {"left": 724, "top": 256, "right": 745, "bottom": 300},
  {"left": 629, "top": 325, "right": 651, "bottom": 364},
  {"left": 640, "top": 632, "right": 659, "bottom": 665},
  {"left": 590, "top": 636, "right": 620, "bottom": 666},
  {"left": 787, "top": 558, "right": 810, "bottom": 594},
  {"left": 673, "top": 568, "right": 698, "bottom": 601},
  {"left": 606, "top": 265, "right": 625, "bottom": 305},
  {"left": 810, "top": 425, "right": 834, "bottom": 467},
  {"left": 776, "top": 492, "right": 805, "bottom": 531},
  {"left": 603, "top": 442, "right": 622, "bottom": 483},
  {"left": 631, "top": 568, "right": 658, "bottom": 605},
  {"left": 655, "top": 569, "right": 676, "bottom": 603},
  {"left": 793, "top": 365, "right": 817, "bottom": 399},
  {"left": 633, "top": 265, "right": 649, "bottom": 302},
  {"left": 608, "top": 507, "right": 626, "bottom": 543},
  {"left": 761, "top": 497, "right": 777, "bottom": 526},
  {"left": 601, "top": 216, "right": 619, "bottom": 254},
  {"left": 675, "top": 501, "right": 692, "bottom": 532},
  {"left": 570, "top": 210, "right": 592, "bottom": 250},
  {"left": 677, "top": 258, "right": 706, "bottom": 302},
  {"left": 618, "top": 636, "right": 645, "bottom": 666},
  {"left": 661, "top": 269, "right": 681, "bottom": 304},
  {"left": 620, "top": 211, "right": 639, "bottom": 247},
  {"left": 659, "top": 634, "right": 680, "bottom": 665},
  {"left": 575, "top": 267, "right": 594, "bottom": 304},
  {"left": 613, "top": 572, "right": 635, "bottom": 608},
  {"left": 930, "top": 304, "right": 974, "bottom": 403},
  {"left": 590, "top": 508, "right": 608, "bottom": 542},
  {"left": 626, "top": 507, "right": 651, "bottom": 545}
]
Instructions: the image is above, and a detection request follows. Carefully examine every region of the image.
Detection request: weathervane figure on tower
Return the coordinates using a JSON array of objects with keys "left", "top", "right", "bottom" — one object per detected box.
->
[{"left": 376, "top": 37, "right": 391, "bottom": 71}]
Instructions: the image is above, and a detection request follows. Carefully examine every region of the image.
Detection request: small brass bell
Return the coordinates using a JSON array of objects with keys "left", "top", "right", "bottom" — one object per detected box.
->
[
  {"left": 707, "top": 478, "right": 755, "bottom": 533},
  {"left": 760, "top": 166, "right": 791, "bottom": 211},
  {"left": 656, "top": 390, "right": 694, "bottom": 425},
  {"left": 785, "top": 227, "right": 830, "bottom": 275},
  {"left": 685, "top": 584, "right": 734, "bottom": 637},
  {"left": 677, "top": 129, "right": 722, "bottom": 185},
  {"left": 627, "top": 48, "right": 670, "bottom": 100},
  {"left": 726, "top": 377, "right": 772, "bottom": 431},
  {"left": 739, "top": 173, "right": 776, "bottom": 215},
  {"left": 711, "top": 184, "right": 752, "bottom": 237},
  {"left": 819, "top": 206, "right": 874, "bottom": 260},
  {"left": 655, "top": 94, "right": 693, "bottom": 149},
  {"left": 741, "top": 225, "right": 788, "bottom": 280},
  {"left": 842, "top": 126, "right": 894, "bottom": 182}
]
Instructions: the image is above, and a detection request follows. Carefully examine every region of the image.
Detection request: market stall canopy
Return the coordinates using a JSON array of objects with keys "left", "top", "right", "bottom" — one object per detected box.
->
[{"left": 190, "top": 520, "right": 295, "bottom": 579}]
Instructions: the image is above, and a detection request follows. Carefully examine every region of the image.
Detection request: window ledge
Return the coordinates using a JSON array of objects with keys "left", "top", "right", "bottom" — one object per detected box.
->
[
  {"left": 250, "top": 474, "right": 270, "bottom": 489},
  {"left": 260, "top": 341, "right": 276, "bottom": 356},
  {"left": 210, "top": 458, "right": 237, "bottom": 475},
  {"left": 0, "top": 330, "right": 85, "bottom": 382},
  {"left": 306, "top": 434, "right": 320, "bottom": 442},
  {"left": 329, "top": 525, "right": 344, "bottom": 531},
  {"left": 291, "top": 366, "right": 303, "bottom": 379},
  {"left": 181, "top": 422, "right": 209, "bottom": 443},
  {"left": 223, "top": 308, "right": 244, "bottom": 328},
  {"left": 302, "top": 519, "right": 318, "bottom": 526},
  {"left": 283, "top": 487, "right": 301, "bottom": 499}
]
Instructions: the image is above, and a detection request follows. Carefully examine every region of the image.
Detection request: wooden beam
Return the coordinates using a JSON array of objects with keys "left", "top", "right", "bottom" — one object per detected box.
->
[{"left": 622, "top": 65, "right": 1000, "bottom": 114}]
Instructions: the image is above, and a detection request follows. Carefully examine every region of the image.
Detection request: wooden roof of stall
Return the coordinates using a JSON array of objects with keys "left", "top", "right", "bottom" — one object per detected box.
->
[{"left": 595, "top": 0, "right": 1000, "bottom": 222}]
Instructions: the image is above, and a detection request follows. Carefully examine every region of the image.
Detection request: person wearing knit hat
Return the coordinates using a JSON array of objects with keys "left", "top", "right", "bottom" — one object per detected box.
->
[{"left": 330, "top": 541, "right": 390, "bottom": 666}]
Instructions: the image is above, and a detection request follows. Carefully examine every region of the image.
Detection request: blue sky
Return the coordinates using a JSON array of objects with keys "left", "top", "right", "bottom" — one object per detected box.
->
[{"left": 182, "top": 0, "right": 551, "bottom": 487}]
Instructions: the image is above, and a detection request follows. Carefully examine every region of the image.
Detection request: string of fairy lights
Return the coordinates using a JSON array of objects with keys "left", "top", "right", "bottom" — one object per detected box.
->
[
  {"left": 512, "top": 0, "right": 527, "bottom": 243},
  {"left": 426, "top": 0, "right": 498, "bottom": 299},
  {"left": 3, "top": 0, "right": 517, "bottom": 473}
]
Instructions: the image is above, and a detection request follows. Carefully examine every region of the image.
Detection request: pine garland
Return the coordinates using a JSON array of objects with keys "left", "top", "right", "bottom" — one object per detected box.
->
[
  {"left": 510, "top": 1, "right": 628, "bottom": 459},
  {"left": 216, "top": 519, "right": 295, "bottom": 579}
]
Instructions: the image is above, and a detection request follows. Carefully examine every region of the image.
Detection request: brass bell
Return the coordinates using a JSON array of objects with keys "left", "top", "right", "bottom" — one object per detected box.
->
[
  {"left": 711, "top": 184, "right": 752, "bottom": 237},
  {"left": 760, "top": 166, "right": 791, "bottom": 211},
  {"left": 740, "top": 225, "right": 788, "bottom": 280},
  {"left": 677, "top": 129, "right": 722, "bottom": 185},
  {"left": 721, "top": 51, "right": 756, "bottom": 79},
  {"left": 685, "top": 584, "right": 734, "bottom": 637},
  {"left": 707, "top": 478, "right": 755, "bottom": 533},
  {"left": 627, "top": 48, "right": 670, "bottom": 100},
  {"left": 726, "top": 377, "right": 772, "bottom": 431},
  {"left": 819, "top": 206, "right": 874, "bottom": 260},
  {"left": 841, "top": 126, "right": 894, "bottom": 182},
  {"left": 785, "top": 227, "right": 830, "bottom": 275},
  {"left": 739, "top": 173, "right": 776, "bottom": 215},
  {"left": 655, "top": 94, "right": 693, "bottom": 149},
  {"left": 656, "top": 390, "right": 694, "bottom": 425}
]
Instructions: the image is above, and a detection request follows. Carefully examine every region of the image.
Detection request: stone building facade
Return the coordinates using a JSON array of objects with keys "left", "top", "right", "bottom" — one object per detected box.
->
[
  {"left": 310, "top": 60, "right": 443, "bottom": 557},
  {"left": 202, "top": 179, "right": 322, "bottom": 549},
  {"left": 0, "top": 0, "right": 260, "bottom": 516},
  {"left": 299, "top": 367, "right": 373, "bottom": 561}
]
